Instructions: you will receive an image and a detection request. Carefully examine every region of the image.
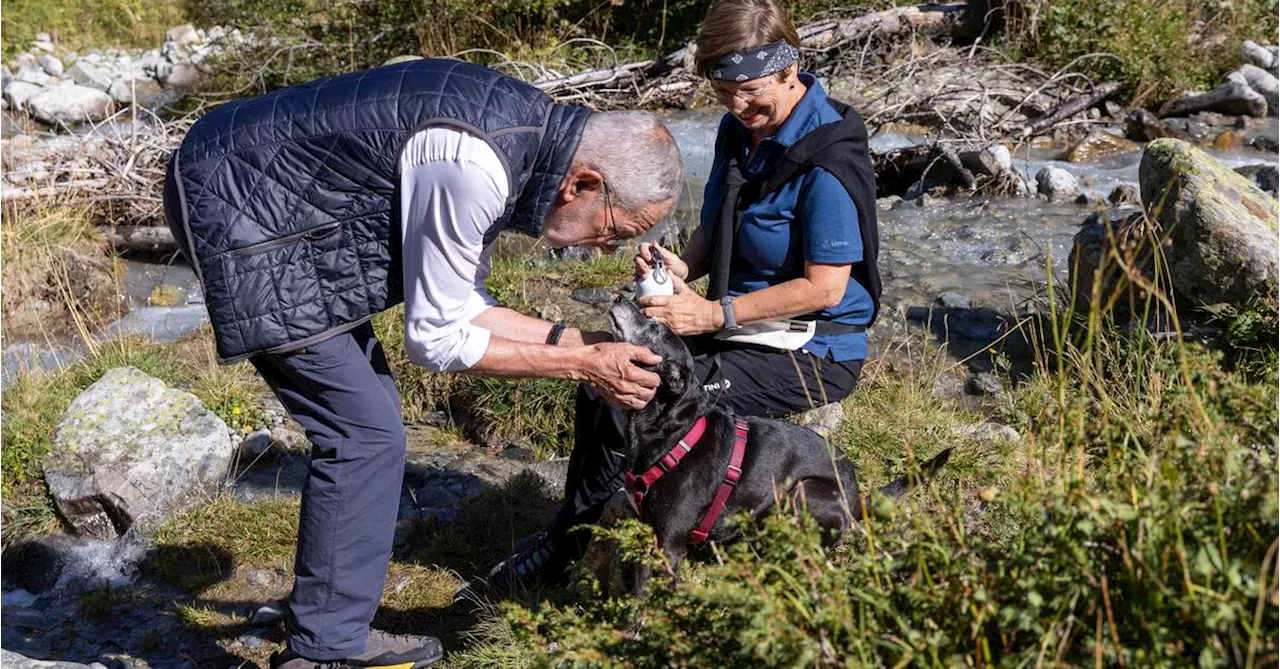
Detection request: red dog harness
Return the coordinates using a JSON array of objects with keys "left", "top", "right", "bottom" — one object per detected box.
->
[{"left": 624, "top": 416, "right": 749, "bottom": 545}]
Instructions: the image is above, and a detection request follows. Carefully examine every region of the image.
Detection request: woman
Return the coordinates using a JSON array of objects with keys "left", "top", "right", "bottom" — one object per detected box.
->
[{"left": 488, "top": 0, "right": 880, "bottom": 589}]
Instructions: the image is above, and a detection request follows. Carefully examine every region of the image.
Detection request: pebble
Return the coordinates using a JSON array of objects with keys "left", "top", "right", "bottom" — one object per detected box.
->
[
  {"left": 245, "top": 569, "right": 273, "bottom": 587},
  {"left": 237, "top": 633, "right": 264, "bottom": 649},
  {"left": 954, "top": 422, "right": 1021, "bottom": 445},
  {"left": 935, "top": 292, "right": 971, "bottom": 310},
  {"left": 965, "top": 371, "right": 1003, "bottom": 397}
]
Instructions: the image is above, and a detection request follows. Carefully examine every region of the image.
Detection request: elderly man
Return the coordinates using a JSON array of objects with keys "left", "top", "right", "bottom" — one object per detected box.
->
[{"left": 163, "top": 58, "right": 683, "bottom": 669}]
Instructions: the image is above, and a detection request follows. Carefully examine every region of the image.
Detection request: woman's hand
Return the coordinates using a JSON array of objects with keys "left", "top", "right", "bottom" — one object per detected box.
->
[
  {"left": 634, "top": 243, "right": 689, "bottom": 281},
  {"left": 637, "top": 275, "right": 724, "bottom": 335}
]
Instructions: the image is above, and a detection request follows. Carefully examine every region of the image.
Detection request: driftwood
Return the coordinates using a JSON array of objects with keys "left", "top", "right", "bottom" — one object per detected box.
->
[
  {"left": 531, "top": 2, "right": 972, "bottom": 99},
  {"left": 1159, "top": 79, "right": 1267, "bottom": 118},
  {"left": 1026, "top": 82, "right": 1120, "bottom": 136},
  {"left": 99, "top": 225, "right": 178, "bottom": 254},
  {"left": 874, "top": 144, "right": 975, "bottom": 197}
]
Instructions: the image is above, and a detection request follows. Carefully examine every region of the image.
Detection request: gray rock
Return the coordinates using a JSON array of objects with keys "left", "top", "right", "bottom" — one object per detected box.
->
[
  {"left": 165, "top": 24, "right": 201, "bottom": 48},
  {"left": 965, "top": 371, "right": 1002, "bottom": 397},
  {"left": 241, "top": 428, "right": 273, "bottom": 458},
  {"left": 1234, "top": 164, "right": 1278, "bottom": 195},
  {"left": 1068, "top": 210, "right": 1152, "bottom": 317},
  {"left": 106, "top": 77, "right": 164, "bottom": 107},
  {"left": 936, "top": 292, "right": 972, "bottom": 310},
  {"left": 237, "top": 633, "right": 264, "bottom": 649},
  {"left": 6, "top": 160, "right": 49, "bottom": 182},
  {"left": 1235, "top": 64, "right": 1279, "bottom": 116},
  {"left": 570, "top": 287, "right": 614, "bottom": 305},
  {"left": 930, "top": 370, "right": 967, "bottom": 400},
  {"left": 28, "top": 83, "right": 113, "bottom": 126},
  {"left": 157, "top": 62, "right": 203, "bottom": 88},
  {"left": 0, "top": 649, "right": 98, "bottom": 668},
  {"left": 2, "top": 65, "right": 12, "bottom": 92},
  {"left": 1126, "top": 109, "right": 1192, "bottom": 143},
  {"left": 1139, "top": 139, "right": 1279, "bottom": 308},
  {"left": 1107, "top": 184, "right": 1141, "bottom": 205},
  {"left": 1035, "top": 166, "right": 1079, "bottom": 201},
  {"left": 794, "top": 402, "right": 844, "bottom": 439},
  {"left": 3, "top": 81, "right": 42, "bottom": 110},
  {"left": 66, "top": 61, "right": 113, "bottom": 91},
  {"left": 954, "top": 422, "right": 1020, "bottom": 445},
  {"left": 1242, "top": 40, "right": 1279, "bottom": 75},
  {"left": 15, "top": 67, "right": 52, "bottom": 86},
  {"left": 38, "top": 55, "right": 64, "bottom": 77},
  {"left": 244, "top": 569, "right": 274, "bottom": 587},
  {"left": 43, "top": 367, "right": 235, "bottom": 538},
  {"left": 982, "top": 144, "right": 1012, "bottom": 173}
]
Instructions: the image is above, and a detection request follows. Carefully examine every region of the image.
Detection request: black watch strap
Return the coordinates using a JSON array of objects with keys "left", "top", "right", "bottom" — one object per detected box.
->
[{"left": 546, "top": 323, "right": 567, "bottom": 345}]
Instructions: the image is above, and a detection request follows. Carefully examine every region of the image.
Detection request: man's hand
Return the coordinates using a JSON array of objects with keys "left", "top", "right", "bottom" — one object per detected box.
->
[
  {"left": 580, "top": 343, "right": 662, "bottom": 409},
  {"left": 637, "top": 275, "right": 724, "bottom": 335}
]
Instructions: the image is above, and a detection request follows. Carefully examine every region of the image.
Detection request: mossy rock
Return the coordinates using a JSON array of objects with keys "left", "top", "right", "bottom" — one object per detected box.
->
[{"left": 1139, "top": 138, "right": 1279, "bottom": 310}]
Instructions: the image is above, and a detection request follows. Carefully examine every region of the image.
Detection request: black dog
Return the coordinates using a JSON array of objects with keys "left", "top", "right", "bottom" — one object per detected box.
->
[{"left": 608, "top": 297, "right": 950, "bottom": 588}]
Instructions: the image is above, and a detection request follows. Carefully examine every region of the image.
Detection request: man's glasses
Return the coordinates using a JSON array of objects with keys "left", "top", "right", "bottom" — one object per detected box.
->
[{"left": 602, "top": 179, "right": 620, "bottom": 245}]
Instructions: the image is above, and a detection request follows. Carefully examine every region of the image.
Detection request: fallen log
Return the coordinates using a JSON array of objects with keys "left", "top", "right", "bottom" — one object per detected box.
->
[
  {"left": 532, "top": 2, "right": 972, "bottom": 97},
  {"left": 1026, "top": 82, "right": 1120, "bottom": 136},
  {"left": 1, "top": 179, "right": 111, "bottom": 202},
  {"left": 1159, "top": 79, "right": 1267, "bottom": 118},
  {"left": 98, "top": 225, "right": 178, "bottom": 255}
]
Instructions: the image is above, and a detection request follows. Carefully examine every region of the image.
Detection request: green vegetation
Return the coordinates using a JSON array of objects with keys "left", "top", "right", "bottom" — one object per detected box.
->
[
  {"left": 1001, "top": 0, "right": 1280, "bottom": 105},
  {"left": 453, "top": 318, "right": 1278, "bottom": 666},
  {"left": 1, "top": 0, "right": 185, "bottom": 58}
]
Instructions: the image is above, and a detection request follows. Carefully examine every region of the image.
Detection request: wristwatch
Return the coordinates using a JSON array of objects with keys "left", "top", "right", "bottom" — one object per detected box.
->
[{"left": 720, "top": 296, "right": 742, "bottom": 331}]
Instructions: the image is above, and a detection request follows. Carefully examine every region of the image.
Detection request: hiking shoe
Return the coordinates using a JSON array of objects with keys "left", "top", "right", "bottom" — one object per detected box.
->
[
  {"left": 268, "top": 629, "right": 443, "bottom": 668},
  {"left": 486, "top": 529, "right": 567, "bottom": 591}
]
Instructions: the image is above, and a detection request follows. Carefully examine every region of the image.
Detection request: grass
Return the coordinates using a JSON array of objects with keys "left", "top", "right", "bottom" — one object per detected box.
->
[
  {"left": 1, "top": 0, "right": 185, "bottom": 59},
  {"left": 0, "top": 203, "right": 120, "bottom": 341}
]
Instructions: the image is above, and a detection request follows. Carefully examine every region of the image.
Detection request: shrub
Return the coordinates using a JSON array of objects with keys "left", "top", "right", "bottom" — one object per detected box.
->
[{"left": 1, "top": 0, "right": 185, "bottom": 58}]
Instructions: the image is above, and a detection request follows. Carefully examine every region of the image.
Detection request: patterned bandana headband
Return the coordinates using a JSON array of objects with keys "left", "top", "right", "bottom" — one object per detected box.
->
[{"left": 710, "top": 39, "right": 800, "bottom": 82}]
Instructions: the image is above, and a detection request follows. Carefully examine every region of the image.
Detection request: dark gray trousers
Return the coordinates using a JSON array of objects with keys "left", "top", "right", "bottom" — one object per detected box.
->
[{"left": 250, "top": 322, "right": 405, "bottom": 661}]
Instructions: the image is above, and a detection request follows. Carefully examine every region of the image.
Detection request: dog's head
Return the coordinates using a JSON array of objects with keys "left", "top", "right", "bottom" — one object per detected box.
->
[{"left": 608, "top": 297, "right": 697, "bottom": 401}]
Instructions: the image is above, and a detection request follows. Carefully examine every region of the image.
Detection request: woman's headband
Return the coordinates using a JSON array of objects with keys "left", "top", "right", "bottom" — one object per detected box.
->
[{"left": 709, "top": 39, "right": 799, "bottom": 82}]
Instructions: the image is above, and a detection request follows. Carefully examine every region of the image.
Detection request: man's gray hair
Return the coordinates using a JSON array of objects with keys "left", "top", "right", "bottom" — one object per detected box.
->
[{"left": 574, "top": 111, "right": 684, "bottom": 211}]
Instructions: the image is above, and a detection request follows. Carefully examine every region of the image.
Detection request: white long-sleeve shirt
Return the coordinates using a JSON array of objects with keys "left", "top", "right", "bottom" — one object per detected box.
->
[{"left": 399, "top": 126, "right": 511, "bottom": 372}]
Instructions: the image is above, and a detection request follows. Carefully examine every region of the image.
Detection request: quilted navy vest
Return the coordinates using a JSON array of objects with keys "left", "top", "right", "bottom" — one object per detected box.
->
[{"left": 164, "top": 59, "right": 589, "bottom": 363}]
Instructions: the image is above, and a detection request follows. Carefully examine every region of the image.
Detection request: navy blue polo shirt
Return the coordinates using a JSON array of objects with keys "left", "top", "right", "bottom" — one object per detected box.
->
[{"left": 699, "top": 73, "right": 872, "bottom": 362}]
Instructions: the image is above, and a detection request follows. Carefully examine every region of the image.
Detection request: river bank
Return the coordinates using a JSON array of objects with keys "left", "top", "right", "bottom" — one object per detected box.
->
[{"left": 1, "top": 5, "right": 1277, "bottom": 667}]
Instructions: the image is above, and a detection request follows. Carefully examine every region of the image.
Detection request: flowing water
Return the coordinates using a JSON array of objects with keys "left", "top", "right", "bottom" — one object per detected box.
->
[{"left": 3, "top": 114, "right": 1276, "bottom": 380}]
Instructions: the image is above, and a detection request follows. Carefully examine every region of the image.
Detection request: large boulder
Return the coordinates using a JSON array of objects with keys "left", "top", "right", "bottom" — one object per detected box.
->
[
  {"left": 43, "top": 367, "right": 235, "bottom": 539},
  {"left": 1139, "top": 139, "right": 1279, "bottom": 308},
  {"left": 65, "top": 60, "right": 114, "bottom": 91},
  {"left": 4, "top": 81, "right": 42, "bottom": 110},
  {"left": 27, "top": 83, "right": 113, "bottom": 125}
]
